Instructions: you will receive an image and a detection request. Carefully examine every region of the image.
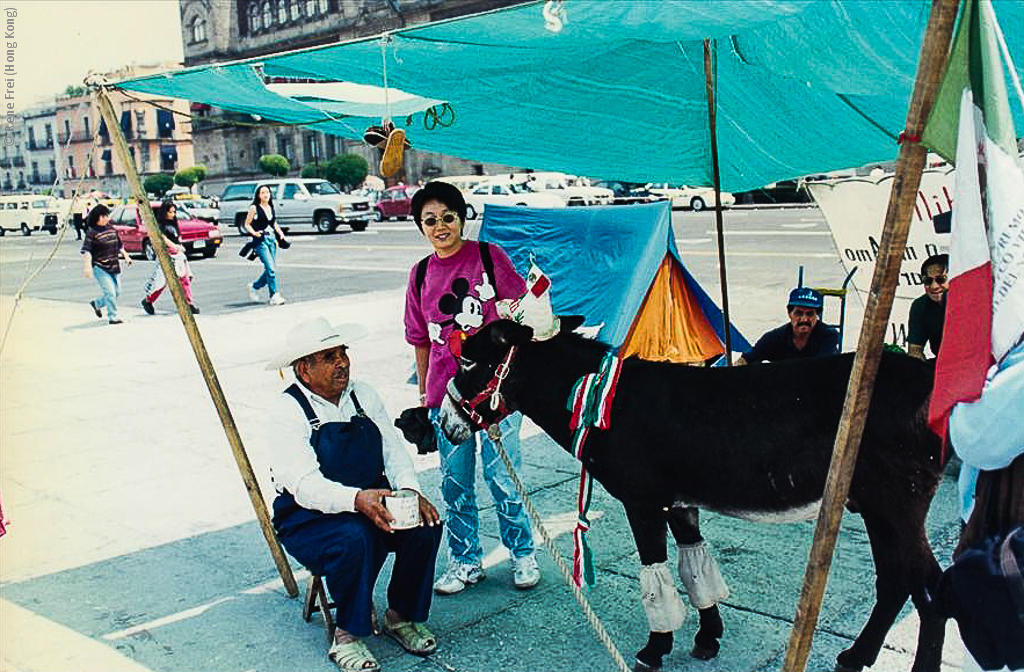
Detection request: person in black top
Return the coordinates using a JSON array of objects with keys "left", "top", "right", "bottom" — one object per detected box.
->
[
  {"left": 140, "top": 201, "right": 200, "bottom": 315},
  {"left": 907, "top": 254, "right": 948, "bottom": 360},
  {"left": 737, "top": 287, "right": 839, "bottom": 364},
  {"left": 81, "top": 204, "right": 133, "bottom": 324},
  {"left": 243, "top": 185, "right": 289, "bottom": 305}
]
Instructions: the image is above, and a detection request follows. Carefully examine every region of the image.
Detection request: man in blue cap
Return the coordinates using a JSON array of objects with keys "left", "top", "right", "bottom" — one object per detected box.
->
[{"left": 737, "top": 287, "right": 840, "bottom": 364}]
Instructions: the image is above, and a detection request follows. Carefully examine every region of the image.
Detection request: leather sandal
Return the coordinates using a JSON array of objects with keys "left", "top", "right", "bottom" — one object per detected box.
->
[
  {"left": 327, "top": 638, "right": 380, "bottom": 672},
  {"left": 379, "top": 128, "right": 406, "bottom": 177},
  {"left": 382, "top": 619, "right": 438, "bottom": 656}
]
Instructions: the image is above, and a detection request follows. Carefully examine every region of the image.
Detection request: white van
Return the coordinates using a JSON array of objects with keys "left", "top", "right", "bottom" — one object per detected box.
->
[{"left": 0, "top": 195, "right": 62, "bottom": 236}]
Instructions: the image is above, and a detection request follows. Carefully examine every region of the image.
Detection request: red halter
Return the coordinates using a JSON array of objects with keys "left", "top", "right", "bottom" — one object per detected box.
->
[{"left": 448, "top": 345, "right": 518, "bottom": 430}]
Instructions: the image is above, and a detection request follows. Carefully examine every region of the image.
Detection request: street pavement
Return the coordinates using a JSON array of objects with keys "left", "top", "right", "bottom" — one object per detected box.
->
[{"left": 0, "top": 208, "right": 968, "bottom": 672}]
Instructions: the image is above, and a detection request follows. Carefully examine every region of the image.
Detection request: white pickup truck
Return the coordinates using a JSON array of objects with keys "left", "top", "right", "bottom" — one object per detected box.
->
[
  {"left": 518, "top": 172, "right": 614, "bottom": 206},
  {"left": 218, "top": 179, "right": 371, "bottom": 234}
]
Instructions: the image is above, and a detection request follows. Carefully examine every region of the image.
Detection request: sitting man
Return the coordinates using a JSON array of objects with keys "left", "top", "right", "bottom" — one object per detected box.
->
[
  {"left": 907, "top": 253, "right": 949, "bottom": 360},
  {"left": 737, "top": 287, "right": 839, "bottom": 364},
  {"left": 265, "top": 316, "right": 442, "bottom": 672}
]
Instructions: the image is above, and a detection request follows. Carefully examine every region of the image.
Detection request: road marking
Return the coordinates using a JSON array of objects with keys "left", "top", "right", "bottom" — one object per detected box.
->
[
  {"left": 309, "top": 243, "right": 428, "bottom": 251},
  {"left": 702, "top": 229, "right": 831, "bottom": 236},
  {"left": 216, "top": 260, "right": 412, "bottom": 272},
  {"left": 675, "top": 237, "right": 711, "bottom": 245},
  {"left": 99, "top": 509, "right": 590, "bottom": 640},
  {"left": 677, "top": 250, "right": 836, "bottom": 259},
  {"left": 781, "top": 222, "right": 821, "bottom": 229}
]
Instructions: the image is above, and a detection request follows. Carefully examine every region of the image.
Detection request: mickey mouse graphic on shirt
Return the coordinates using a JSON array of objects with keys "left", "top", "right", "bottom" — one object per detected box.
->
[{"left": 427, "top": 271, "right": 495, "bottom": 358}]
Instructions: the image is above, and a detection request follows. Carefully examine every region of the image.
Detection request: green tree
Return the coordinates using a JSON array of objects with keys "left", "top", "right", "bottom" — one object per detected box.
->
[
  {"left": 144, "top": 173, "right": 175, "bottom": 197},
  {"left": 258, "top": 154, "right": 290, "bottom": 177},
  {"left": 63, "top": 85, "right": 87, "bottom": 97},
  {"left": 325, "top": 153, "right": 369, "bottom": 191},
  {"left": 300, "top": 163, "right": 326, "bottom": 179},
  {"left": 173, "top": 165, "right": 208, "bottom": 191}
]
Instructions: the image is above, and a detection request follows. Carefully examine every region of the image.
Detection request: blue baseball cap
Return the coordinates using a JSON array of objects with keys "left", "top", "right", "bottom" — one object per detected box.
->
[{"left": 788, "top": 287, "right": 823, "bottom": 310}]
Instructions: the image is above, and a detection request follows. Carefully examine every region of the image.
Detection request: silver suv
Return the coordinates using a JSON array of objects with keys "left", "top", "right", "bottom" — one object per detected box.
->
[{"left": 218, "top": 179, "right": 371, "bottom": 234}]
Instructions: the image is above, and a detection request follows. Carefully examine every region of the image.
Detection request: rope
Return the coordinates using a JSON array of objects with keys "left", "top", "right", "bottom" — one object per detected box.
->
[
  {"left": 380, "top": 34, "right": 392, "bottom": 127},
  {"left": 486, "top": 424, "right": 632, "bottom": 672},
  {"left": 0, "top": 101, "right": 103, "bottom": 357}
]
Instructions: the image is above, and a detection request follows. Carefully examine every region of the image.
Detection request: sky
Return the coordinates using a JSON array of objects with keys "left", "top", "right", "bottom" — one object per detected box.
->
[{"left": 7, "top": 0, "right": 184, "bottom": 112}]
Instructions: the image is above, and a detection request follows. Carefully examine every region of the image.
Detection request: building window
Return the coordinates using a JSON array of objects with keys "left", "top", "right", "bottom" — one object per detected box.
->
[
  {"left": 136, "top": 110, "right": 147, "bottom": 136},
  {"left": 140, "top": 144, "right": 150, "bottom": 172},
  {"left": 160, "top": 145, "right": 179, "bottom": 171},
  {"left": 319, "top": 0, "right": 328, "bottom": 12},
  {"left": 49, "top": 159, "right": 56, "bottom": 181},
  {"left": 290, "top": 0, "right": 301, "bottom": 21},
  {"left": 83, "top": 116, "right": 91, "bottom": 137},
  {"left": 45, "top": 123, "right": 53, "bottom": 147},
  {"left": 303, "top": 133, "right": 320, "bottom": 164},
  {"left": 190, "top": 16, "right": 207, "bottom": 43},
  {"left": 277, "top": 0, "right": 287, "bottom": 23},
  {"left": 248, "top": 3, "right": 260, "bottom": 32},
  {"left": 254, "top": 139, "right": 268, "bottom": 166},
  {"left": 27, "top": 127, "right": 36, "bottom": 150},
  {"left": 31, "top": 161, "right": 39, "bottom": 182},
  {"left": 325, "top": 135, "right": 338, "bottom": 159},
  {"left": 305, "top": 0, "right": 316, "bottom": 15},
  {"left": 262, "top": 1, "right": 273, "bottom": 28},
  {"left": 277, "top": 135, "right": 294, "bottom": 162}
]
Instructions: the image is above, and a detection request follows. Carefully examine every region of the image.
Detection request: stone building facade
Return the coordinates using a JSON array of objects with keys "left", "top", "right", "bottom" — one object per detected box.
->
[
  {"left": 52, "top": 64, "right": 196, "bottom": 198},
  {"left": 179, "top": 0, "right": 523, "bottom": 195}
]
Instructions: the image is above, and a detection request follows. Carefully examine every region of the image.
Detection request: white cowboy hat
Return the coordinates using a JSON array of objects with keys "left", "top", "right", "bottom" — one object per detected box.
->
[{"left": 265, "top": 317, "right": 367, "bottom": 370}]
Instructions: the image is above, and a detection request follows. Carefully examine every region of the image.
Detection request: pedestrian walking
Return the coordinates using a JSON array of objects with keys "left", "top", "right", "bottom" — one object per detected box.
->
[
  {"left": 242, "top": 185, "right": 288, "bottom": 305},
  {"left": 403, "top": 180, "right": 541, "bottom": 595},
  {"left": 81, "top": 204, "right": 132, "bottom": 325},
  {"left": 140, "top": 201, "right": 200, "bottom": 315}
]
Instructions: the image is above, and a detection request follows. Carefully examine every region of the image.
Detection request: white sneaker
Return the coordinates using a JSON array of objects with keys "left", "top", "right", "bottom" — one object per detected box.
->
[
  {"left": 433, "top": 562, "right": 485, "bottom": 595},
  {"left": 269, "top": 293, "right": 286, "bottom": 306},
  {"left": 247, "top": 284, "right": 260, "bottom": 303},
  {"left": 513, "top": 554, "right": 541, "bottom": 589}
]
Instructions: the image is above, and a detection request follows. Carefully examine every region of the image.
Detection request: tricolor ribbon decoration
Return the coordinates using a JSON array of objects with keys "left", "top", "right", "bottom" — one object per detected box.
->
[{"left": 566, "top": 351, "right": 622, "bottom": 586}]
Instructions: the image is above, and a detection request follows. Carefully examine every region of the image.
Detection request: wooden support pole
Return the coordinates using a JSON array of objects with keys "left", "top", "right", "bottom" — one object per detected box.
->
[
  {"left": 704, "top": 38, "right": 733, "bottom": 364},
  {"left": 781, "top": 1, "right": 960, "bottom": 670},
  {"left": 94, "top": 87, "right": 299, "bottom": 599}
]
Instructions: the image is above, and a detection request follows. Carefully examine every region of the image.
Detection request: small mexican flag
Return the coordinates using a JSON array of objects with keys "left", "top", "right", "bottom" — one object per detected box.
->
[{"left": 921, "top": 0, "right": 1024, "bottom": 447}]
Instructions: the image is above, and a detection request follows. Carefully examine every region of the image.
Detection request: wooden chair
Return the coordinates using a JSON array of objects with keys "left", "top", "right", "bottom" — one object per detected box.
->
[{"left": 302, "top": 574, "right": 380, "bottom": 643}]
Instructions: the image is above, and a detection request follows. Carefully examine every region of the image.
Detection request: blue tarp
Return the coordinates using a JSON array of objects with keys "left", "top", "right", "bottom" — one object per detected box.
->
[
  {"left": 112, "top": 1, "right": 1024, "bottom": 191},
  {"left": 478, "top": 201, "right": 750, "bottom": 351}
]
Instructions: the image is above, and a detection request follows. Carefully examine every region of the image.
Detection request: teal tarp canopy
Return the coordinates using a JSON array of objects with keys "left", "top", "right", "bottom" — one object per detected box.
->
[
  {"left": 114, "top": 0, "right": 1024, "bottom": 191},
  {"left": 479, "top": 201, "right": 750, "bottom": 354}
]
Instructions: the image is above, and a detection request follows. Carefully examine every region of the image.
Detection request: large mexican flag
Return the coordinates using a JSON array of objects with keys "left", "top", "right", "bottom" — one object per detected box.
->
[{"left": 921, "top": 0, "right": 1024, "bottom": 445}]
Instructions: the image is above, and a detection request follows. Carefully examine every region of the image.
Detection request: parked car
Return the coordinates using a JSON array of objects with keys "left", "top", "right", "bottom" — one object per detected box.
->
[
  {"left": 436, "top": 174, "right": 488, "bottom": 194},
  {"left": 732, "top": 180, "right": 813, "bottom": 205},
  {"left": 172, "top": 195, "right": 220, "bottom": 224},
  {"left": 646, "top": 183, "right": 735, "bottom": 211},
  {"left": 519, "top": 172, "right": 614, "bottom": 206},
  {"left": 374, "top": 184, "right": 420, "bottom": 221},
  {"left": 110, "top": 202, "right": 223, "bottom": 259},
  {"left": 464, "top": 180, "right": 565, "bottom": 219},
  {"left": 0, "top": 194, "right": 61, "bottom": 236},
  {"left": 591, "top": 180, "right": 666, "bottom": 205},
  {"left": 217, "top": 179, "right": 371, "bottom": 234}
]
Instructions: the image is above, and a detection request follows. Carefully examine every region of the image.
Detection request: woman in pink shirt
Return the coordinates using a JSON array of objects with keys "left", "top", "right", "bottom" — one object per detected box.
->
[{"left": 404, "top": 181, "right": 541, "bottom": 595}]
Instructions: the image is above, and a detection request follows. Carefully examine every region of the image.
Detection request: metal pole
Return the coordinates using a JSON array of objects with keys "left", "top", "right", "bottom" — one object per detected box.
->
[
  {"left": 780, "top": 1, "right": 960, "bottom": 669},
  {"left": 704, "top": 38, "right": 733, "bottom": 364},
  {"left": 95, "top": 86, "right": 299, "bottom": 599}
]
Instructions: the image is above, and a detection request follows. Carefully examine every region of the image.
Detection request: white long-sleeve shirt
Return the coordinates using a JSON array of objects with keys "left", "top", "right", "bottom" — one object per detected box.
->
[{"left": 265, "top": 379, "right": 420, "bottom": 514}]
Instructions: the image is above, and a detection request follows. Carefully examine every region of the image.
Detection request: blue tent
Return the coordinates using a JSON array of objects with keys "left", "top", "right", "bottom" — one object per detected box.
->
[{"left": 479, "top": 201, "right": 750, "bottom": 363}]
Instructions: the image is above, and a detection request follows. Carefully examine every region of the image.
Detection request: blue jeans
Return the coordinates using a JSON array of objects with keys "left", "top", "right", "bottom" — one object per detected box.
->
[
  {"left": 251, "top": 236, "right": 277, "bottom": 295},
  {"left": 93, "top": 266, "right": 121, "bottom": 320},
  {"left": 430, "top": 410, "right": 535, "bottom": 565}
]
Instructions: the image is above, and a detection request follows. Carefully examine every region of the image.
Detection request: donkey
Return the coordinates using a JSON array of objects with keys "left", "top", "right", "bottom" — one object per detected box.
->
[{"left": 439, "top": 319, "right": 947, "bottom": 672}]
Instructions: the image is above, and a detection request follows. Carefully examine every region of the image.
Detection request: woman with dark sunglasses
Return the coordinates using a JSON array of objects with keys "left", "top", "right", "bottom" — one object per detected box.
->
[
  {"left": 402, "top": 181, "right": 542, "bottom": 596},
  {"left": 907, "top": 253, "right": 949, "bottom": 360}
]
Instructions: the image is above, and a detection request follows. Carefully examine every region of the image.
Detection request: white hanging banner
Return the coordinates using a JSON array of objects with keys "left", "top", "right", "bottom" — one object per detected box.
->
[{"left": 807, "top": 165, "right": 953, "bottom": 349}]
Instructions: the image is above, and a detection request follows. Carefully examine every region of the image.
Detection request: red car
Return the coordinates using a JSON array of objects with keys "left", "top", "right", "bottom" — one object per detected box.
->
[
  {"left": 373, "top": 184, "right": 419, "bottom": 221},
  {"left": 110, "top": 202, "right": 223, "bottom": 259}
]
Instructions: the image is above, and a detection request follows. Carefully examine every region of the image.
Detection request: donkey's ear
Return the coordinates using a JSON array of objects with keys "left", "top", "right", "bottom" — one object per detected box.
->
[
  {"left": 492, "top": 319, "right": 534, "bottom": 348},
  {"left": 558, "top": 315, "right": 586, "bottom": 333}
]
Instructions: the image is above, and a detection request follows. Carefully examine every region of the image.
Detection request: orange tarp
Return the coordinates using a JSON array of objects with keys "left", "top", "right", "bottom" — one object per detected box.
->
[{"left": 621, "top": 255, "right": 725, "bottom": 363}]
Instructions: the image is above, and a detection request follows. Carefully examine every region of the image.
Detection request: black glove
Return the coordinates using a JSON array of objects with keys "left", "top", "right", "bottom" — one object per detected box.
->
[{"left": 394, "top": 407, "right": 436, "bottom": 455}]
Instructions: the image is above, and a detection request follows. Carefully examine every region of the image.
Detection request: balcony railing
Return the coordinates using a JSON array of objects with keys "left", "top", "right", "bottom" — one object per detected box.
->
[
  {"left": 0, "top": 158, "right": 10, "bottom": 168},
  {"left": 57, "top": 132, "right": 70, "bottom": 144},
  {"left": 13, "top": 156, "right": 25, "bottom": 167}
]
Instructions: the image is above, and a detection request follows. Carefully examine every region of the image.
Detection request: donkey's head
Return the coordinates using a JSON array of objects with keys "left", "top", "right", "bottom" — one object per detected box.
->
[{"left": 440, "top": 319, "right": 535, "bottom": 444}]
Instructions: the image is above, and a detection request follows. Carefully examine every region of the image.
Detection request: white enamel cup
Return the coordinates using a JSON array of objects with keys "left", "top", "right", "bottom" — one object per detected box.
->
[{"left": 385, "top": 490, "right": 421, "bottom": 530}]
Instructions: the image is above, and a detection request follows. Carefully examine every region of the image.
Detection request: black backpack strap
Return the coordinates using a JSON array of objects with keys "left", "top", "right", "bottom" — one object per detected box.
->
[
  {"left": 284, "top": 384, "right": 321, "bottom": 430},
  {"left": 1000, "top": 527, "right": 1024, "bottom": 626},
  {"left": 479, "top": 241, "right": 495, "bottom": 283},
  {"left": 349, "top": 390, "right": 367, "bottom": 418},
  {"left": 414, "top": 254, "right": 431, "bottom": 301}
]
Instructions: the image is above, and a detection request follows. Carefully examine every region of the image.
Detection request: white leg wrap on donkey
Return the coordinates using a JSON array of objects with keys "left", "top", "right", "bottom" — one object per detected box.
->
[
  {"left": 677, "top": 541, "right": 729, "bottom": 609},
  {"left": 639, "top": 562, "right": 687, "bottom": 632}
]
